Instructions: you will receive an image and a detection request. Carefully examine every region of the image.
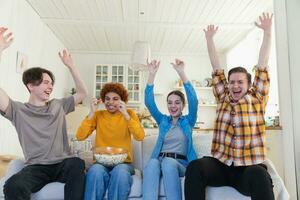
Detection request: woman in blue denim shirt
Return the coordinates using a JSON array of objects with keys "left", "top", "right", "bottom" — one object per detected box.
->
[{"left": 143, "top": 59, "right": 198, "bottom": 200}]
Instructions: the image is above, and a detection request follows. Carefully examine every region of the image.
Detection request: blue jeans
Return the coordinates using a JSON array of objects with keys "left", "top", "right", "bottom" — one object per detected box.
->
[
  {"left": 143, "top": 157, "right": 187, "bottom": 200},
  {"left": 84, "top": 163, "right": 134, "bottom": 200}
]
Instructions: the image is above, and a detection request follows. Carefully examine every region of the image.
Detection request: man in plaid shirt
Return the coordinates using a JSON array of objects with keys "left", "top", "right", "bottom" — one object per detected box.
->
[{"left": 185, "top": 13, "right": 274, "bottom": 200}]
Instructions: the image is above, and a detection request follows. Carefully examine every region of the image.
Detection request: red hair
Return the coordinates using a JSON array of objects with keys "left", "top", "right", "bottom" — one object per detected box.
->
[{"left": 100, "top": 82, "right": 128, "bottom": 102}]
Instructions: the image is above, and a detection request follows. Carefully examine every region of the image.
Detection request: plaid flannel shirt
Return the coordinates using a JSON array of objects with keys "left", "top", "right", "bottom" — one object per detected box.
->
[{"left": 211, "top": 67, "right": 270, "bottom": 166}]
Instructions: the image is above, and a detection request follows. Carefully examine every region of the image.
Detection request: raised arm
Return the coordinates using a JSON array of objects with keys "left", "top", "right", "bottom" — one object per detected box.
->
[
  {"left": 204, "top": 25, "right": 221, "bottom": 71},
  {"left": 171, "top": 59, "right": 188, "bottom": 83},
  {"left": 146, "top": 59, "right": 160, "bottom": 85},
  {"left": 144, "top": 59, "right": 163, "bottom": 123},
  {"left": 58, "top": 49, "right": 88, "bottom": 105},
  {"left": 255, "top": 13, "right": 273, "bottom": 69},
  {"left": 76, "top": 98, "right": 98, "bottom": 140},
  {"left": 171, "top": 59, "right": 198, "bottom": 126},
  {"left": 0, "top": 27, "right": 14, "bottom": 112}
]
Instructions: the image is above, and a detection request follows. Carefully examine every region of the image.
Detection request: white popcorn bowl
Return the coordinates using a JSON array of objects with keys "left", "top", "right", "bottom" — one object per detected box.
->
[{"left": 93, "top": 146, "right": 128, "bottom": 167}]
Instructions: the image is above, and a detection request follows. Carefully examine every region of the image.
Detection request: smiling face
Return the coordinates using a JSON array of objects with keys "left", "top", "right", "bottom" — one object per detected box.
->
[
  {"left": 104, "top": 92, "right": 121, "bottom": 113},
  {"left": 28, "top": 73, "right": 53, "bottom": 102},
  {"left": 228, "top": 72, "right": 250, "bottom": 102},
  {"left": 167, "top": 94, "right": 184, "bottom": 118}
]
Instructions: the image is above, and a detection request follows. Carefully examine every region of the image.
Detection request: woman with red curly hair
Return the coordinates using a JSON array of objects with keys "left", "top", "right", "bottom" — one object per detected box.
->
[{"left": 76, "top": 82, "right": 145, "bottom": 200}]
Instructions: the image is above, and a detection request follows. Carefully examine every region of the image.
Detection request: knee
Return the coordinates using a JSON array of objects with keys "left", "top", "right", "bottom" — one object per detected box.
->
[
  {"left": 186, "top": 159, "right": 203, "bottom": 174},
  {"left": 245, "top": 165, "right": 272, "bottom": 185},
  {"left": 111, "top": 165, "right": 133, "bottom": 183},
  {"left": 86, "top": 164, "right": 108, "bottom": 179},
  {"left": 4, "top": 175, "right": 28, "bottom": 198},
  {"left": 65, "top": 157, "right": 85, "bottom": 172}
]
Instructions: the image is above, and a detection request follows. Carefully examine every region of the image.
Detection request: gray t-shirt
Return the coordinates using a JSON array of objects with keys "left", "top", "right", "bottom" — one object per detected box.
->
[
  {"left": 161, "top": 125, "right": 187, "bottom": 156},
  {"left": 0, "top": 96, "right": 75, "bottom": 165}
]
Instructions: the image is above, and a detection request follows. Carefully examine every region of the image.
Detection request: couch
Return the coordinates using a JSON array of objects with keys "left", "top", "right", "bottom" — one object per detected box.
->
[{"left": 0, "top": 132, "right": 289, "bottom": 200}]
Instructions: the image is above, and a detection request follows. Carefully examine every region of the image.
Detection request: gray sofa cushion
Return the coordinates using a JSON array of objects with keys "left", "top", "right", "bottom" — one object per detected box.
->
[{"left": 31, "top": 182, "right": 64, "bottom": 200}]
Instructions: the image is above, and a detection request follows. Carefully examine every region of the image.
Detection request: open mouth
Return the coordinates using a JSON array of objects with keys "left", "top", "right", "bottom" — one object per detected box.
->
[
  {"left": 233, "top": 91, "right": 242, "bottom": 96},
  {"left": 170, "top": 109, "right": 178, "bottom": 114},
  {"left": 107, "top": 105, "right": 116, "bottom": 110}
]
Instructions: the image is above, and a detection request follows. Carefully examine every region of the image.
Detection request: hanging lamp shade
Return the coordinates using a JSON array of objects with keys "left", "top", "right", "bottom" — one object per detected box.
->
[{"left": 130, "top": 41, "right": 151, "bottom": 71}]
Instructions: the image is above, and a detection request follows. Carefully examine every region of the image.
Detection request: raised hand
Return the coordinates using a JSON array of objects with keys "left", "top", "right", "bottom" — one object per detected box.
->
[
  {"left": 171, "top": 59, "right": 185, "bottom": 74},
  {"left": 0, "top": 27, "right": 14, "bottom": 52},
  {"left": 117, "top": 100, "right": 127, "bottom": 114},
  {"left": 204, "top": 25, "right": 221, "bottom": 70},
  {"left": 255, "top": 13, "right": 273, "bottom": 32},
  {"left": 117, "top": 100, "right": 130, "bottom": 120},
  {"left": 147, "top": 59, "right": 160, "bottom": 75},
  {"left": 203, "top": 25, "right": 218, "bottom": 39},
  {"left": 58, "top": 49, "right": 74, "bottom": 69},
  {"left": 171, "top": 59, "right": 188, "bottom": 83},
  {"left": 256, "top": 13, "right": 273, "bottom": 68},
  {"left": 88, "top": 98, "right": 101, "bottom": 117}
]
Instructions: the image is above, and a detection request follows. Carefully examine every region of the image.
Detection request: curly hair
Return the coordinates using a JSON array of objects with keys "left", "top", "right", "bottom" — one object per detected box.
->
[{"left": 100, "top": 82, "right": 128, "bottom": 103}]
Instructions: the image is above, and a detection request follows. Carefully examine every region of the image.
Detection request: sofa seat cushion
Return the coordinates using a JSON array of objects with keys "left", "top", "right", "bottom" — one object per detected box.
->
[
  {"left": 30, "top": 169, "right": 142, "bottom": 200},
  {"left": 206, "top": 186, "right": 250, "bottom": 200},
  {"left": 128, "top": 169, "right": 142, "bottom": 198},
  {"left": 32, "top": 182, "right": 64, "bottom": 200}
]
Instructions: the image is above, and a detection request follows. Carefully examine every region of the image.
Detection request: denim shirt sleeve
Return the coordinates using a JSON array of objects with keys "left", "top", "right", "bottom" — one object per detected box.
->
[
  {"left": 184, "top": 81, "right": 198, "bottom": 127},
  {"left": 144, "top": 84, "right": 163, "bottom": 124}
]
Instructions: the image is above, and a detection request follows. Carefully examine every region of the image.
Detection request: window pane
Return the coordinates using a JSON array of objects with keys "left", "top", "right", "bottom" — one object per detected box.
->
[
  {"left": 103, "top": 76, "right": 108, "bottom": 82},
  {"left": 119, "top": 66, "right": 124, "bottom": 74},
  {"left": 129, "top": 92, "right": 133, "bottom": 100},
  {"left": 112, "top": 66, "right": 118, "bottom": 75},
  {"left": 119, "top": 76, "right": 123, "bottom": 82},
  {"left": 103, "top": 66, "right": 108, "bottom": 74},
  {"left": 134, "top": 92, "right": 139, "bottom": 101},
  {"left": 134, "top": 77, "right": 139, "bottom": 83}
]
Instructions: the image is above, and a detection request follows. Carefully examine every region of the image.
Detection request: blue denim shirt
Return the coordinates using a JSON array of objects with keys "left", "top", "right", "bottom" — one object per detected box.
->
[{"left": 144, "top": 81, "right": 198, "bottom": 163}]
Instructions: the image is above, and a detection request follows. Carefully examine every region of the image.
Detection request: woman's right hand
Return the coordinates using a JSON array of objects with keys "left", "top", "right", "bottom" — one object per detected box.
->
[
  {"left": 147, "top": 59, "right": 160, "bottom": 75},
  {"left": 88, "top": 98, "right": 102, "bottom": 117}
]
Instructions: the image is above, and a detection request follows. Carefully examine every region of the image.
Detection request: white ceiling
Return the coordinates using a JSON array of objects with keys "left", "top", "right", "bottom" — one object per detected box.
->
[{"left": 26, "top": 0, "right": 273, "bottom": 55}]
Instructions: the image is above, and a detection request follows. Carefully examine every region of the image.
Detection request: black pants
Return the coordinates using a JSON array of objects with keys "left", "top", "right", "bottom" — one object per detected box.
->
[
  {"left": 4, "top": 157, "right": 85, "bottom": 200},
  {"left": 184, "top": 157, "right": 274, "bottom": 200}
]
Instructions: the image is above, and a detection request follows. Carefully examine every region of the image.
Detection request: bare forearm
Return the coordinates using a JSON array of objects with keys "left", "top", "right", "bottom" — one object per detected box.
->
[
  {"left": 69, "top": 67, "right": 88, "bottom": 104},
  {"left": 147, "top": 73, "right": 156, "bottom": 85},
  {"left": 177, "top": 71, "right": 188, "bottom": 83},
  {"left": 206, "top": 38, "right": 221, "bottom": 71},
  {"left": 0, "top": 88, "right": 9, "bottom": 112},
  {"left": 257, "top": 31, "right": 271, "bottom": 69}
]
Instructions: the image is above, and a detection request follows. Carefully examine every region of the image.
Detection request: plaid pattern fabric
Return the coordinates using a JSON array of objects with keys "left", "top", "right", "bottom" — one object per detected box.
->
[{"left": 211, "top": 67, "right": 270, "bottom": 166}]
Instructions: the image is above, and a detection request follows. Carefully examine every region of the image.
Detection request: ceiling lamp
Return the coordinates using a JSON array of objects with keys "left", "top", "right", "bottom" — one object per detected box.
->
[{"left": 130, "top": 41, "right": 151, "bottom": 71}]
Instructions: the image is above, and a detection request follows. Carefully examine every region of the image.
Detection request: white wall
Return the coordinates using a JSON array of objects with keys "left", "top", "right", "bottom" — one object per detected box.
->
[
  {"left": 273, "top": 0, "right": 299, "bottom": 198},
  {"left": 71, "top": 52, "right": 226, "bottom": 128},
  {"left": 0, "top": 0, "right": 69, "bottom": 157}
]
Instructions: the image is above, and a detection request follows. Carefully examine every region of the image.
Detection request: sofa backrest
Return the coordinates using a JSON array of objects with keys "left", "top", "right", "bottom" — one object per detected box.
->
[{"left": 87, "top": 130, "right": 214, "bottom": 171}]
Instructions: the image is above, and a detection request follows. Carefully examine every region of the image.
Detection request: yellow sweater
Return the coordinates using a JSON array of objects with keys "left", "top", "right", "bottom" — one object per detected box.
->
[{"left": 76, "top": 109, "right": 145, "bottom": 163}]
